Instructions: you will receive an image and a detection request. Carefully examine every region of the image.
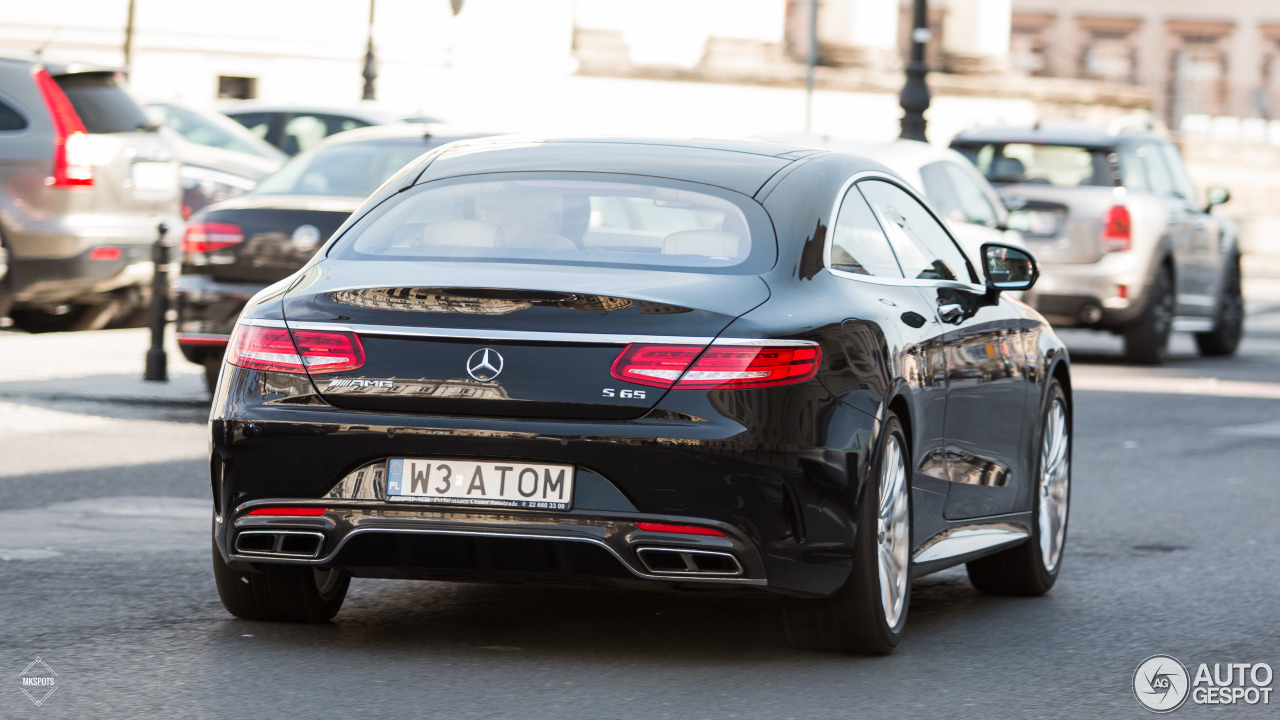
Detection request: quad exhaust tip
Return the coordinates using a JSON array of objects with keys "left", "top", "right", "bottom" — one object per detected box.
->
[
  {"left": 636, "top": 547, "right": 743, "bottom": 576},
  {"left": 235, "top": 530, "right": 325, "bottom": 559}
]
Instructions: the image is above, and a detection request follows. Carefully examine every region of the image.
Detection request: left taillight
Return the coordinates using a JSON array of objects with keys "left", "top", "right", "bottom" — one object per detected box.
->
[
  {"left": 611, "top": 342, "right": 820, "bottom": 390},
  {"left": 226, "top": 325, "right": 365, "bottom": 375},
  {"left": 1101, "top": 205, "right": 1132, "bottom": 252},
  {"left": 183, "top": 221, "right": 245, "bottom": 255}
]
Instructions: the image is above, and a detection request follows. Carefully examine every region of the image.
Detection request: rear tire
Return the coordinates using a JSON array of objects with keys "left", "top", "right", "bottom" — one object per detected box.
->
[
  {"left": 967, "top": 380, "right": 1069, "bottom": 596},
  {"left": 1122, "top": 266, "right": 1174, "bottom": 364},
  {"left": 212, "top": 539, "right": 349, "bottom": 623},
  {"left": 782, "top": 414, "right": 911, "bottom": 655},
  {"left": 1194, "top": 254, "right": 1243, "bottom": 357}
]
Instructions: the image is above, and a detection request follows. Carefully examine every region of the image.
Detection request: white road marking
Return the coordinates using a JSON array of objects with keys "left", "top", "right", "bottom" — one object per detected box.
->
[{"left": 1072, "top": 374, "right": 1280, "bottom": 400}]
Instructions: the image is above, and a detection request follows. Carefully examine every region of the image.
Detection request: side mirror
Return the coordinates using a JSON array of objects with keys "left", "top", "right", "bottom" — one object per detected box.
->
[
  {"left": 1206, "top": 186, "right": 1231, "bottom": 211},
  {"left": 980, "top": 242, "right": 1038, "bottom": 293}
]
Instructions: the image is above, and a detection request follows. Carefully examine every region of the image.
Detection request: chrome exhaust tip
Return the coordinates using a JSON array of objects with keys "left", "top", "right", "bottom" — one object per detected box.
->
[
  {"left": 636, "top": 547, "right": 743, "bottom": 576},
  {"left": 234, "top": 530, "right": 325, "bottom": 559}
]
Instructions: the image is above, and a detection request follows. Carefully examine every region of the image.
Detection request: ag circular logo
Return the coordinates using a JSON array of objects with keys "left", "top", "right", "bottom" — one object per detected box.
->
[
  {"left": 1134, "top": 655, "right": 1191, "bottom": 713},
  {"left": 291, "top": 224, "right": 322, "bottom": 252},
  {"left": 466, "top": 348, "right": 504, "bottom": 382}
]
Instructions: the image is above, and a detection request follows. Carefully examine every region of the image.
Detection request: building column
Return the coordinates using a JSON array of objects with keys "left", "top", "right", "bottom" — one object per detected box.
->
[
  {"left": 942, "top": 0, "right": 1011, "bottom": 74},
  {"left": 815, "top": 0, "right": 899, "bottom": 71},
  {"left": 1229, "top": 17, "right": 1263, "bottom": 117}
]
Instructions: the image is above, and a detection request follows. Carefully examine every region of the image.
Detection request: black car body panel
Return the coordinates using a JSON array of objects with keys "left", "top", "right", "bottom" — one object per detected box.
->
[{"left": 209, "top": 138, "right": 1069, "bottom": 603}]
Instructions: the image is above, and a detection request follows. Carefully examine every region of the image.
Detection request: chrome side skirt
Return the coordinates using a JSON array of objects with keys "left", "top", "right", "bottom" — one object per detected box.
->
[{"left": 912, "top": 523, "right": 1030, "bottom": 566}]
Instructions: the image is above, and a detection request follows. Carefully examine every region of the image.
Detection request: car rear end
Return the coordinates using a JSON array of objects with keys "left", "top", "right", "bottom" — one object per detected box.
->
[
  {"left": 0, "top": 58, "right": 180, "bottom": 324},
  {"left": 210, "top": 170, "right": 852, "bottom": 598},
  {"left": 951, "top": 133, "right": 1163, "bottom": 328}
]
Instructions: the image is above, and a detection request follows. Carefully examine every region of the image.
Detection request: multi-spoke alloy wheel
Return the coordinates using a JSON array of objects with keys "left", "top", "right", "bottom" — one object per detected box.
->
[
  {"left": 877, "top": 434, "right": 910, "bottom": 629},
  {"left": 1038, "top": 397, "right": 1070, "bottom": 572}
]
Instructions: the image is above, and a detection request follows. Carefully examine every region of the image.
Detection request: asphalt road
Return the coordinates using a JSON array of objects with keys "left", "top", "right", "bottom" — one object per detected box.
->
[{"left": 2, "top": 304, "right": 1279, "bottom": 719}]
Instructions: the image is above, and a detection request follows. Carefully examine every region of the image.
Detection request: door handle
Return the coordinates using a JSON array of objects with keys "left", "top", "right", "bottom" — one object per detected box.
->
[{"left": 939, "top": 304, "right": 964, "bottom": 324}]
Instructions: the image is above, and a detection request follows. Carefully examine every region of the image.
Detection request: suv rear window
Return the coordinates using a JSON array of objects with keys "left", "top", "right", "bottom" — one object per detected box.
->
[
  {"left": 956, "top": 142, "right": 1114, "bottom": 188},
  {"left": 330, "top": 176, "right": 762, "bottom": 274},
  {"left": 53, "top": 72, "right": 149, "bottom": 134}
]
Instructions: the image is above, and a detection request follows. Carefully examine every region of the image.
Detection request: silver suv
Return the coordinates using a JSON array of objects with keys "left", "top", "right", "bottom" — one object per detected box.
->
[
  {"left": 951, "top": 125, "right": 1241, "bottom": 363},
  {"left": 0, "top": 56, "right": 181, "bottom": 331}
]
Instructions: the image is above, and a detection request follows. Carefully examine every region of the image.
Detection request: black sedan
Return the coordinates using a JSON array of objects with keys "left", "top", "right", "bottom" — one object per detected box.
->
[
  {"left": 209, "top": 138, "right": 1071, "bottom": 655},
  {"left": 175, "top": 124, "right": 491, "bottom": 391}
]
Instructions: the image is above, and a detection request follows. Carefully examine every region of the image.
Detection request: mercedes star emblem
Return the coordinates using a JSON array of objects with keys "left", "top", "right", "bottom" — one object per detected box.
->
[{"left": 466, "top": 348, "right": 504, "bottom": 382}]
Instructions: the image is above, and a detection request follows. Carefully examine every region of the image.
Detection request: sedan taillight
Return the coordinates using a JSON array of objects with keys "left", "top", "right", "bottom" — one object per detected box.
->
[
  {"left": 183, "top": 221, "right": 245, "bottom": 254},
  {"left": 227, "top": 325, "right": 365, "bottom": 375},
  {"left": 611, "top": 343, "right": 820, "bottom": 390}
]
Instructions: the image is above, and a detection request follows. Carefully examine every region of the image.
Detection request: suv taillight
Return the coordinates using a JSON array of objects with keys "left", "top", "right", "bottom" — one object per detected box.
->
[
  {"left": 227, "top": 325, "right": 365, "bottom": 375},
  {"left": 32, "top": 68, "right": 93, "bottom": 188},
  {"left": 1101, "top": 205, "right": 1131, "bottom": 252},
  {"left": 611, "top": 343, "right": 821, "bottom": 390},
  {"left": 182, "top": 222, "right": 245, "bottom": 255}
]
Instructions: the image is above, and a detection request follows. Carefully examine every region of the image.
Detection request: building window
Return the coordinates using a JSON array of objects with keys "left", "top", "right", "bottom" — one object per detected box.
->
[
  {"left": 217, "top": 76, "right": 257, "bottom": 100},
  {"left": 1171, "top": 37, "right": 1227, "bottom": 120},
  {"left": 1084, "top": 34, "right": 1135, "bottom": 83}
]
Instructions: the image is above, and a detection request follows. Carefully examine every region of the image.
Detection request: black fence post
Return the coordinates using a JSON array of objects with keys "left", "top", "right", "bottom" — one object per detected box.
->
[{"left": 144, "top": 223, "right": 170, "bottom": 382}]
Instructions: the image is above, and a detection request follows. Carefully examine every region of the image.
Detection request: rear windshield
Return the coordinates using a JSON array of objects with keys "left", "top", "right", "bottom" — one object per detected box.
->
[
  {"left": 145, "top": 103, "right": 283, "bottom": 160},
  {"left": 330, "top": 176, "right": 761, "bottom": 273},
  {"left": 956, "top": 142, "right": 1115, "bottom": 188},
  {"left": 54, "top": 72, "right": 150, "bottom": 134},
  {"left": 251, "top": 140, "right": 433, "bottom": 198}
]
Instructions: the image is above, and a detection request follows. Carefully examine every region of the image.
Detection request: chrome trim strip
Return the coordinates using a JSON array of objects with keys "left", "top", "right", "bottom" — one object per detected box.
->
[
  {"left": 283, "top": 320, "right": 818, "bottom": 347},
  {"left": 238, "top": 318, "right": 288, "bottom": 329},
  {"left": 228, "top": 526, "right": 767, "bottom": 586},
  {"left": 824, "top": 170, "right": 985, "bottom": 292},
  {"left": 911, "top": 523, "right": 1030, "bottom": 564},
  {"left": 234, "top": 530, "right": 325, "bottom": 559},
  {"left": 636, "top": 547, "right": 744, "bottom": 576}
]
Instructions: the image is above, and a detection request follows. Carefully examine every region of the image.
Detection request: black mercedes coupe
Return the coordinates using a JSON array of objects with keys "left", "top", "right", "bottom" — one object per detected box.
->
[{"left": 209, "top": 137, "right": 1071, "bottom": 655}]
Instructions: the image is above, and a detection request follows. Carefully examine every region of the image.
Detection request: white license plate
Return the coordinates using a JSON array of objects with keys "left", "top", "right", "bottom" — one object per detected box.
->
[
  {"left": 131, "top": 161, "right": 173, "bottom": 191},
  {"left": 386, "top": 458, "right": 574, "bottom": 511}
]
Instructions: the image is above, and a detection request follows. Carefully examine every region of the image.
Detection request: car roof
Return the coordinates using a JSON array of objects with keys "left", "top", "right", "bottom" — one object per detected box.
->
[
  {"left": 759, "top": 133, "right": 970, "bottom": 171},
  {"left": 414, "top": 137, "right": 824, "bottom": 196},
  {"left": 310, "top": 123, "right": 496, "bottom": 150},
  {"left": 220, "top": 103, "right": 400, "bottom": 123},
  {"left": 0, "top": 54, "right": 124, "bottom": 76},
  {"left": 951, "top": 123, "right": 1163, "bottom": 147}
]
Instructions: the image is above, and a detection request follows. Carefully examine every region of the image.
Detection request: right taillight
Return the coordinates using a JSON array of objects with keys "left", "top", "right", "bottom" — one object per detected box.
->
[
  {"left": 611, "top": 342, "right": 820, "bottom": 390},
  {"left": 227, "top": 325, "right": 365, "bottom": 375},
  {"left": 1101, "top": 205, "right": 1131, "bottom": 252},
  {"left": 183, "top": 222, "right": 245, "bottom": 255},
  {"left": 32, "top": 67, "right": 93, "bottom": 188}
]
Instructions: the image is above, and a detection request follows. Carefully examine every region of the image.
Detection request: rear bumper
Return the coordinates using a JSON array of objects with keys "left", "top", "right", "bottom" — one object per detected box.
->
[
  {"left": 211, "top": 367, "right": 876, "bottom": 598},
  {"left": 10, "top": 245, "right": 154, "bottom": 305},
  {"left": 1024, "top": 253, "right": 1152, "bottom": 328}
]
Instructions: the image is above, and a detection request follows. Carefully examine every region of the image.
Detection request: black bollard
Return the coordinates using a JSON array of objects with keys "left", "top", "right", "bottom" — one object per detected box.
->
[{"left": 144, "top": 223, "right": 171, "bottom": 382}]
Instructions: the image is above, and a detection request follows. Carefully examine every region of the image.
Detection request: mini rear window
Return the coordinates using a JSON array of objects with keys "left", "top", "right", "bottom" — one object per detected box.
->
[
  {"left": 956, "top": 142, "right": 1114, "bottom": 188},
  {"left": 54, "top": 72, "right": 150, "bottom": 134},
  {"left": 329, "top": 176, "right": 766, "bottom": 274}
]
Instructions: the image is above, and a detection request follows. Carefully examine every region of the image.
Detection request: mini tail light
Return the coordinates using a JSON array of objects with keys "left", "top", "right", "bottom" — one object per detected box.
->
[
  {"left": 33, "top": 67, "right": 93, "bottom": 188},
  {"left": 1101, "top": 205, "right": 1131, "bottom": 252},
  {"left": 183, "top": 222, "right": 245, "bottom": 254},
  {"left": 611, "top": 342, "right": 821, "bottom": 390},
  {"left": 227, "top": 325, "right": 364, "bottom": 375},
  {"left": 88, "top": 247, "right": 120, "bottom": 261}
]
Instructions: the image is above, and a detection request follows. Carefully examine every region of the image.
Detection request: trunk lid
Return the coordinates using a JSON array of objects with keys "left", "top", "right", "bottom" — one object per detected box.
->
[
  {"left": 193, "top": 195, "right": 360, "bottom": 283},
  {"left": 1002, "top": 185, "right": 1125, "bottom": 265},
  {"left": 281, "top": 260, "right": 770, "bottom": 419}
]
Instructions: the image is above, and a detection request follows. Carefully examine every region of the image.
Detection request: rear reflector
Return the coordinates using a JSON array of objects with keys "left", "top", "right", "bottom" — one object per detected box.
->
[
  {"left": 183, "top": 221, "right": 245, "bottom": 254},
  {"left": 635, "top": 522, "right": 726, "bottom": 537},
  {"left": 611, "top": 343, "right": 821, "bottom": 390},
  {"left": 88, "top": 247, "right": 120, "bottom": 261},
  {"left": 1101, "top": 205, "right": 1131, "bottom": 252},
  {"left": 227, "top": 325, "right": 364, "bottom": 375},
  {"left": 247, "top": 507, "right": 328, "bottom": 516}
]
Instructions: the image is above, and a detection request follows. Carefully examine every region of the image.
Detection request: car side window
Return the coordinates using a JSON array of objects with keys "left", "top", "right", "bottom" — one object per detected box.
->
[
  {"left": 858, "top": 179, "right": 975, "bottom": 283},
  {"left": 942, "top": 162, "right": 999, "bottom": 227},
  {"left": 319, "top": 114, "right": 371, "bottom": 136},
  {"left": 1139, "top": 145, "right": 1176, "bottom": 196},
  {"left": 229, "top": 112, "right": 273, "bottom": 140},
  {"left": 919, "top": 162, "right": 964, "bottom": 223},
  {"left": 0, "top": 99, "right": 27, "bottom": 131},
  {"left": 1115, "top": 146, "right": 1150, "bottom": 192},
  {"left": 1157, "top": 143, "right": 1198, "bottom": 202},
  {"left": 829, "top": 185, "right": 904, "bottom": 278}
]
